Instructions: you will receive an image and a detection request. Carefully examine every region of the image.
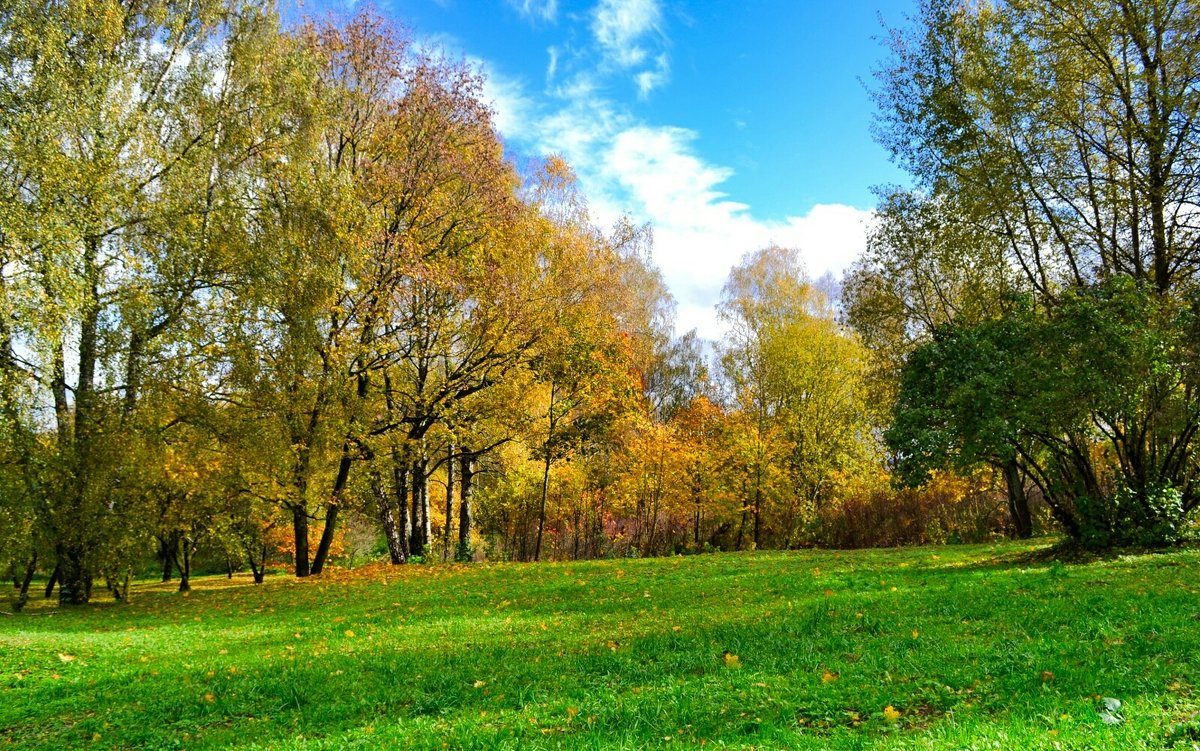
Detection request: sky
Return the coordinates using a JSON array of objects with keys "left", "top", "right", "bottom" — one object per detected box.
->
[{"left": 316, "top": 0, "right": 917, "bottom": 338}]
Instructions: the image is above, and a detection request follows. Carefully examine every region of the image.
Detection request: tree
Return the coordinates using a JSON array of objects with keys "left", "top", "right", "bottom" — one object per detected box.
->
[
  {"left": 876, "top": 0, "right": 1200, "bottom": 297},
  {"left": 843, "top": 188, "right": 1034, "bottom": 537},
  {"left": 0, "top": 0, "right": 294, "bottom": 602},
  {"left": 719, "top": 246, "right": 877, "bottom": 548},
  {"left": 875, "top": 0, "right": 1200, "bottom": 544},
  {"left": 889, "top": 279, "right": 1200, "bottom": 547}
]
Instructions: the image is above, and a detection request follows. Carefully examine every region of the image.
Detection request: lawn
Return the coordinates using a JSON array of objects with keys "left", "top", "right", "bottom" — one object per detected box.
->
[{"left": 2, "top": 541, "right": 1199, "bottom": 750}]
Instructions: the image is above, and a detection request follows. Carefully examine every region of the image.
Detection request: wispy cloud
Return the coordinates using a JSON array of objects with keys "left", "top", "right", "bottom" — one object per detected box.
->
[
  {"left": 634, "top": 54, "right": 669, "bottom": 100},
  {"left": 480, "top": 81, "right": 871, "bottom": 338},
  {"left": 506, "top": 0, "right": 558, "bottom": 23},
  {"left": 591, "top": 0, "right": 662, "bottom": 65},
  {"left": 545, "top": 46, "right": 559, "bottom": 84},
  {"left": 587, "top": 0, "right": 670, "bottom": 95},
  {"left": 462, "top": 8, "right": 871, "bottom": 340}
]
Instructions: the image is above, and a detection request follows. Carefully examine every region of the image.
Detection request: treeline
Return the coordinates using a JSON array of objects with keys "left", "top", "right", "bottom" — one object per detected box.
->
[
  {"left": 0, "top": 0, "right": 681, "bottom": 605},
  {"left": 849, "top": 0, "right": 1200, "bottom": 551},
  {"left": 0, "top": 0, "right": 924, "bottom": 609},
  {"left": 9, "top": 0, "right": 1193, "bottom": 610}
]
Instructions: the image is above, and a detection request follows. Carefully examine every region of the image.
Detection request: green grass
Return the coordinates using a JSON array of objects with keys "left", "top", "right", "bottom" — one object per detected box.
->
[{"left": 2, "top": 541, "right": 1199, "bottom": 750}]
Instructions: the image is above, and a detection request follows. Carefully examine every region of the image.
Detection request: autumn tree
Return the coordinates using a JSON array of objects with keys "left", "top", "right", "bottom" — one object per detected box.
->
[
  {"left": 843, "top": 189, "right": 1034, "bottom": 536},
  {"left": 0, "top": 0, "right": 301, "bottom": 602},
  {"left": 875, "top": 0, "right": 1200, "bottom": 544},
  {"left": 718, "top": 246, "right": 877, "bottom": 548}
]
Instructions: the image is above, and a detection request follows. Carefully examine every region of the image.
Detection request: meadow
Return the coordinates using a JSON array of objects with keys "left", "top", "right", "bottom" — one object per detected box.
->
[{"left": 2, "top": 541, "right": 1198, "bottom": 750}]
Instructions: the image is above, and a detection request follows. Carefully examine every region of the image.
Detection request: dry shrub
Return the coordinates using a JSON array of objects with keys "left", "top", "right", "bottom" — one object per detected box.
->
[{"left": 814, "top": 470, "right": 1016, "bottom": 548}]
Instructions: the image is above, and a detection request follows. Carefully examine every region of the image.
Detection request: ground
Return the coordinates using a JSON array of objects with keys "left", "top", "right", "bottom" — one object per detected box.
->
[{"left": 2, "top": 540, "right": 1199, "bottom": 749}]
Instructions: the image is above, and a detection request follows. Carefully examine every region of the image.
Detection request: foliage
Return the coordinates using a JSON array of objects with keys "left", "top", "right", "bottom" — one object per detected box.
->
[
  {"left": 718, "top": 246, "right": 880, "bottom": 549},
  {"left": 871, "top": 0, "right": 1200, "bottom": 548},
  {"left": 888, "top": 278, "right": 1200, "bottom": 547}
]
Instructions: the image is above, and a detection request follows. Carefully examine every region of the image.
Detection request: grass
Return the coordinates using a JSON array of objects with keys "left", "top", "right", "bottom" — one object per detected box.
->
[{"left": 2, "top": 540, "right": 1199, "bottom": 750}]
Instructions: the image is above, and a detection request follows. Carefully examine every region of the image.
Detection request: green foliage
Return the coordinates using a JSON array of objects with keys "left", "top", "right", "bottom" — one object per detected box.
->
[{"left": 889, "top": 277, "right": 1200, "bottom": 547}]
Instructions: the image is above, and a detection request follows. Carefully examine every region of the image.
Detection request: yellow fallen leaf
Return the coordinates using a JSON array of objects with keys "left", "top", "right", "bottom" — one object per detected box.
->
[
  {"left": 883, "top": 705, "right": 901, "bottom": 723},
  {"left": 723, "top": 652, "right": 741, "bottom": 668},
  {"left": 912, "top": 629, "right": 920, "bottom": 639},
  {"left": 344, "top": 629, "right": 355, "bottom": 637},
  {"left": 822, "top": 671, "right": 839, "bottom": 683},
  {"left": 57, "top": 654, "right": 75, "bottom": 663},
  {"left": 473, "top": 680, "right": 486, "bottom": 688}
]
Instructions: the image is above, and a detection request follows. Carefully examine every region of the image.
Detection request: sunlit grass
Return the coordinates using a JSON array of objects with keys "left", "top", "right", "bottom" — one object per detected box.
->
[{"left": 3, "top": 541, "right": 1199, "bottom": 749}]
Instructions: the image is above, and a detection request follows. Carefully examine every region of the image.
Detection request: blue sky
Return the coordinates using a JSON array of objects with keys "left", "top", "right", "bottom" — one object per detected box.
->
[{"left": 334, "top": 0, "right": 916, "bottom": 336}]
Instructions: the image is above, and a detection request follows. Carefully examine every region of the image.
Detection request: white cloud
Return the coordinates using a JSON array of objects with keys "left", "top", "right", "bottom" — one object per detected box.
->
[
  {"left": 592, "top": 0, "right": 662, "bottom": 66},
  {"left": 498, "top": 103, "right": 871, "bottom": 339},
  {"left": 634, "top": 54, "right": 669, "bottom": 99},
  {"left": 467, "top": 12, "right": 871, "bottom": 341},
  {"left": 546, "top": 46, "right": 559, "bottom": 84},
  {"left": 507, "top": 0, "right": 558, "bottom": 23},
  {"left": 588, "top": 0, "right": 670, "bottom": 95},
  {"left": 473, "top": 58, "right": 538, "bottom": 138}
]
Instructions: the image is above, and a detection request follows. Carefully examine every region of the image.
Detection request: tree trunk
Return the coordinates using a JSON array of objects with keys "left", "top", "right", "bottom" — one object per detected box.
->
[
  {"left": 457, "top": 452, "right": 476, "bottom": 562},
  {"left": 534, "top": 450, "right": 552, "bottom": 562},
  {"left": 57, "top": 241, "right": 102, "bottom": 606},
  {"left": 752, "top": 474, "right": 762, "bottom": 549},
  {"left": 392, "top": 458, "right": 411, "bottom": 562},
  {"left": 1003, "top": 457, "right": 1034, "bottom": 539},
  {"left": 248, "top": 544, "right": 266, "bottom": 584},
  {"left": 372, "top": 468, "right": 406, "bottom": 564},
  {"left": 158, "top": 535, "right": 176, "bottom": 582},
  {"left": 57, "top": 545, "right": 91, "bottom": 606},
  {"left": 310, "top": 502, "right": 340, "bottom": 574},
  {"left": 292, "top": 506, "right": 310, "bottom": 577},
  {"left": 443, "top": 442, "right": 455, "bottom": 562},
  {"left": 410, "top": 456, "right": 430, "bottom": 558},
  {"left": 735, "top": 479, "right": 748, "bottom": 551},
  {"left": 311, "top": 445, "right": 353, "bottom": 575},
  {"left": 420, "top": 459, "right": 431, "bottom": 556},
  {"left": 11, "top": 553, "right": 36, "bottom": 613},
  {"left": 43, "top": 562, "right": 59, "bottom": 599},
  {"left": 174, "top": 537, "right": 192, "bottom": 593}
]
